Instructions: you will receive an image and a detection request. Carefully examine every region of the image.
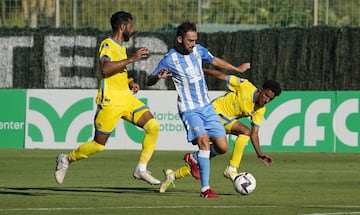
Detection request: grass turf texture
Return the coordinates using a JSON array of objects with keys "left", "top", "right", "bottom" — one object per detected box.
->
[{"left": 0, "top": 149, "right": 359, "bottom": 215}]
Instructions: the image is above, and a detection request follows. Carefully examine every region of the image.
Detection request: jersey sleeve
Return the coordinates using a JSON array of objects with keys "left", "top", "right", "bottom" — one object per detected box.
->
[
  {"left": 226, "top": 75, "right": 247, "bottom": 92},
  {"left": 196, "top": 45, "right": 214, "bottom": 63},
  {"left": 151, "top": 56, "right": 169, "bottom": 76},
  {"left": 98, "top": 40, "right": 112, "bottom": 62}
]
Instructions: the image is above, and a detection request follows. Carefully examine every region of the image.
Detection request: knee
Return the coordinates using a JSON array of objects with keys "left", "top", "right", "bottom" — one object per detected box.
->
[
  {"left": 143, "top": 118, "right": 160, "bottom": 134},
  {"left": 197, "top": 135, "right": 210, "bottom": 150},
  {"left": 216, "top": 144, "right": 228, "bottom": 154},
  {"left": 212, "top": 137, "right": 228, "bottom": 154}
]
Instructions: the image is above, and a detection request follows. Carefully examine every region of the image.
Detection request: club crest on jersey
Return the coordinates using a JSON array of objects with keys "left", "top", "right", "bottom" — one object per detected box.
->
[
  {"left": 193, "top": 126, "right": 200, "bottom": 133},
  {"left": 193, "top": 51, "right": 199, "bottom": 59},
  {"left": 237, "top": 78, "right": 245, "bottom": 83},
  {"left": 102, "top": 43, "right": 109, "bottom": 49},
  {"left": 96, "top": 123, "right": 102, "bottom": 130}
]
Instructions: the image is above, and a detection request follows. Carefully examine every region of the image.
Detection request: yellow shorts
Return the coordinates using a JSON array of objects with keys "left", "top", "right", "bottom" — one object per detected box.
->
[
  {"left": 94, "top": 93, "right": 149, "bottom": 133},
  {"left": 217, "top": 113, "right": 237, "bottom": 134},
  {"left": 212, "top": 101, "right": 236, "bottom": 134}
]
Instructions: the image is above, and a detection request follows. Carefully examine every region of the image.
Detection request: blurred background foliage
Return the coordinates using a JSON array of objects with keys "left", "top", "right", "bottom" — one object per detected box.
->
[{"left": 0, "top": 0, "right": 359, "bottom": 31}]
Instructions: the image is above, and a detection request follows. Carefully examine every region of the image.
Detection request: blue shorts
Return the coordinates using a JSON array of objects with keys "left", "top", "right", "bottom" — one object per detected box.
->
[{"left": 180, "top": 104, "right": 226, "bottom": 144}]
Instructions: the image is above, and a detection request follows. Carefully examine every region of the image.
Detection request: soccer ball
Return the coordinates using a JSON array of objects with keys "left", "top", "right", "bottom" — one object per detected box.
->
[{"left": 233, "top": 172, "right": 256, "bottom": 195}]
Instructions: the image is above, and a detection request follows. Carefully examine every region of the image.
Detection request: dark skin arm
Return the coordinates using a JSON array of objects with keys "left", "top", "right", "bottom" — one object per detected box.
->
[
  {"left": 250, "top": 126, "right": 273, "bottom": 165},
  {"left": 100, "top": 47, "right": 149, "bottom": 75},
  {"left": 203, "top": 68, "right": 228, "bottom": 81},
  {"left": 147, "top": 68, "right": 172, "bottom": 86}
]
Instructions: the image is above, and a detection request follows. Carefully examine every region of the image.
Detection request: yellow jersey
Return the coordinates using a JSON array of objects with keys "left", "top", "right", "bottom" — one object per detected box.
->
[
  {"left": 212, "top": 75, "right": 266, "bottom": 126},
  {"left": 96, "top": 37, "right": 133, "bottom": 106}
]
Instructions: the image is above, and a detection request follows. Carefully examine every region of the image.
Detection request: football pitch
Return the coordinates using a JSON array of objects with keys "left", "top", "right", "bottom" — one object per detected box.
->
[{"left": 0, "top": 149, "right": 359, "bottom": 215}]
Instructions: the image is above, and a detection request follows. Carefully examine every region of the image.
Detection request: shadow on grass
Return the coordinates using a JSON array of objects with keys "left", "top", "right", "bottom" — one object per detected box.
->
[{"left": 0, "top": 186, "right": 163, "bottom": 196}]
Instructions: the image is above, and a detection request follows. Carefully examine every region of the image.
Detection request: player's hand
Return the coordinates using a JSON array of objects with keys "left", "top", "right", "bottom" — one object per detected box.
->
[
  {"left": 129, "top": 81, "right": 140, "bottom": 94},
  {"left": 237, "top": 62, "right": 251, "bottom": 73},
  {"left": 258, "top": 154, "right": 273, "bottom": 166},
  {"left": 157, "top": 68, "right": 172, "bottom": 79},
  {"left": 132, "top": 47, "right": 150, "bottom": 61}
]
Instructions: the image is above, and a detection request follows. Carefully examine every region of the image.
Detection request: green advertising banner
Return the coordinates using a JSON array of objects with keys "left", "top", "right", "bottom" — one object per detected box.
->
[
  {"left": 0, "top": 89, "right": 359, "bottom": 152},
  {"left": 0, "top": 89, "right": 26, "bottom": 148},
  {"left": 232, "top": 91, "right": 359, "bottom": 152},
  {"left": 334, "top": 91, "right": 360, "bottom": 152}
]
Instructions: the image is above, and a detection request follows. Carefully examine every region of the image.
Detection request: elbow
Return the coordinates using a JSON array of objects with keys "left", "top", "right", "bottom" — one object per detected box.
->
[
  {"left": 100, "top": 66, "right": 111, "bottom": 75},
  {"left": 146, "top": 76, "right": 156, "bottom": 86}
]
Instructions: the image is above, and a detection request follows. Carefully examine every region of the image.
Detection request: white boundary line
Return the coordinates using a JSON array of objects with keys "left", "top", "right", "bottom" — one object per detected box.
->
[
  {"left": 1, "top": 205, "right": 360, "bottom": 212},
  {"left": 300, "top": 212, "right": 360, "bottom": 215},
  {"left": 0, "top": 205, "right": 276, "bottom": 212}
]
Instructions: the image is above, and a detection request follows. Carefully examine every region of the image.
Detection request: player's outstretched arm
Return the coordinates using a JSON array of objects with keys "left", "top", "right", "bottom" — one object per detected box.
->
[
  {"left": 203, "top": 68, "right": 228, "bottom": 81},
  {"left": 147, "top": 68, "right": 172, "bottom": 86},
  {"left": 100, "top": 48, "right": 149, "bottom": 75},
  {"left": 250, "top": 126, "right": 273, "bottom": 166},
  {"left": 211, "top": 57, "right": 251, "bottom": 73}
]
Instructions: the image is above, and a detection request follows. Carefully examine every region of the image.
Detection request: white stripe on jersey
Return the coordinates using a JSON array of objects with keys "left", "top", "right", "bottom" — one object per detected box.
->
[
  {"left": 184, "top": 54, "right": 205, "bottom": 108},
  {"left": 171, "top": 52, "right": 192, "bottom": 111}
]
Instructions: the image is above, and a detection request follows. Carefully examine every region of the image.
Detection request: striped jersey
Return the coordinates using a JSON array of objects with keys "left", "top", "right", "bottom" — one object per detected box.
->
[{"left": 152, "top": 44, "right": 214, "bottom": 113}]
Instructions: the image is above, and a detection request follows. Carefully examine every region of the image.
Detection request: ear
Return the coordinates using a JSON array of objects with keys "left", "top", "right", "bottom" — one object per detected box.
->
[
  {"left": 120, "top": 24, "right": 126, "bottom": 31},
  {"left": 177, "top": 36, "right": 183, "bottom": 43}
]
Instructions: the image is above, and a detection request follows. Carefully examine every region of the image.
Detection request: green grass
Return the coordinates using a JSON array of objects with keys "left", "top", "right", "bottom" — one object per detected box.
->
[{"left": 0, "top": 149, "right": 359, "bottom": 215}]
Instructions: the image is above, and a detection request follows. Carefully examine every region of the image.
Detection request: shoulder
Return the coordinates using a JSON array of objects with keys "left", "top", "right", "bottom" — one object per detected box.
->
[
  {"left": 161, "top": 49, "right": 176, "bottom": 62},
  {"left": 229, "top": 76, "right": 248, "bottom": 85},
  {"left": 194, "top": 44, "right": 208, "bottom": 52}
]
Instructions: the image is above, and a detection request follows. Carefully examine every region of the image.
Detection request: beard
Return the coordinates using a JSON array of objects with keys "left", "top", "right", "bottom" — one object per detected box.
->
[
  {"left": 174, "top": 42, "right": 190, "bottom": 55},
  {"left": 123, "top": 30, "right": 131, "bottom": 42}
]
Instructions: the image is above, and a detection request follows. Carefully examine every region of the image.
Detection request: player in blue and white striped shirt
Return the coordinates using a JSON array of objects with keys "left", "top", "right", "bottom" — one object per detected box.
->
[{"left": 148, "top": 21, "right": 250, "bottom": 198}]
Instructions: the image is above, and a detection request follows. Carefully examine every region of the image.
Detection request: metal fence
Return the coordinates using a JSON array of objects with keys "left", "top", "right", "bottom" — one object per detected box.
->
[{"left": 1, "top": 0, "right": 359, "bottom": 31}]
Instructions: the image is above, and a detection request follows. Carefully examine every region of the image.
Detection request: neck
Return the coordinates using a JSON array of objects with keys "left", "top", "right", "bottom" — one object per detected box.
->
[
  {"left": 174, "top": 43, "right": 190, "bottom": 55},
  {"left": 112, "top": 33, "right": 124, "bottom": 43}
]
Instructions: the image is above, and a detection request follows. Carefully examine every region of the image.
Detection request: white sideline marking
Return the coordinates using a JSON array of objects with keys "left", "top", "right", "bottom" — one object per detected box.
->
[
  {"left": 1, "top": 205, "right": 359, "bottom": 212},
  {"left": 300, "top": 213, "right": 360, "bottom": 215},
  {"left": 0, "top": 205, "right": 275, "bottom": 211}
]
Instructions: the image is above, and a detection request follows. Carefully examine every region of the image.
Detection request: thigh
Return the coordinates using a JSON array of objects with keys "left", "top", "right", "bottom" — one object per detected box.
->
[
  {"left": 218, "top": 114, "right": 249, "bottom": 136},
  {"left": 211, "top": 136, "right": 228, "bottom": 154},
  {"left": 121, "top": 95, "right": 150, "bottom": 126},
  {"left": 94, "top": 105, "right": 124, "bottom": 133},
  {"left": 180, "top": 110, "right": 207, "bottom": 143},
  {"left": 202, "top": 105, "right": 226, "bottom": 139},
  {"left": 229, "top": 120, "right": 250, "bottom": 136}
]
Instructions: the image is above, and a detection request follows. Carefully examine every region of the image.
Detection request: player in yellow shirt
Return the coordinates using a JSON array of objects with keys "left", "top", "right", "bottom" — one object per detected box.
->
[
  {"left": 54, "top": 11, "right": 161, "bottom": 185},
  {"left": 159, "top": 67, "right": 282, "bottom": 192}
]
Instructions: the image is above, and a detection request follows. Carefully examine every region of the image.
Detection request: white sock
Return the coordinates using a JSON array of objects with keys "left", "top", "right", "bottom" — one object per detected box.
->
[
  {"left": 137, "top": 163, "right": 147, "bottom": 172},
  {"left": 201, "top": 186, "right": 210, "bottom": 192},
  {"left": 227, "top": 165, "right": 237, "bottom": 172},
  {"left": 61, "top": 156, "right": 69, "bottom": 167}
]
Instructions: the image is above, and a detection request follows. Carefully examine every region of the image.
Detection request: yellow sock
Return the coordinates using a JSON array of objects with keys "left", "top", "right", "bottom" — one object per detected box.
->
[
  {"left": 138, "top": 118, "right": 159, "bottom": 164},
  {"left": 174, "top": 164, "right": 191, "bottom": 180},
  {"left": 229, "top": 135, "right": 250, "bottom": 168},
  {"left": 67, "top": 140, "right": 105, "bottom": 162}
]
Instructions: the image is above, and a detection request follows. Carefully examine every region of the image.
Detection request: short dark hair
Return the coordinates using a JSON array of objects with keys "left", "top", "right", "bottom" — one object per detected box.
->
[
  {"left": 262, "top": 80, "right": 282, "bottom": 96},
  {"left": 110, "top": 11, "right": 132, "bottom": 32},
  {"left": 176, "top": 21, "right": 197, "bottom": 38}
]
